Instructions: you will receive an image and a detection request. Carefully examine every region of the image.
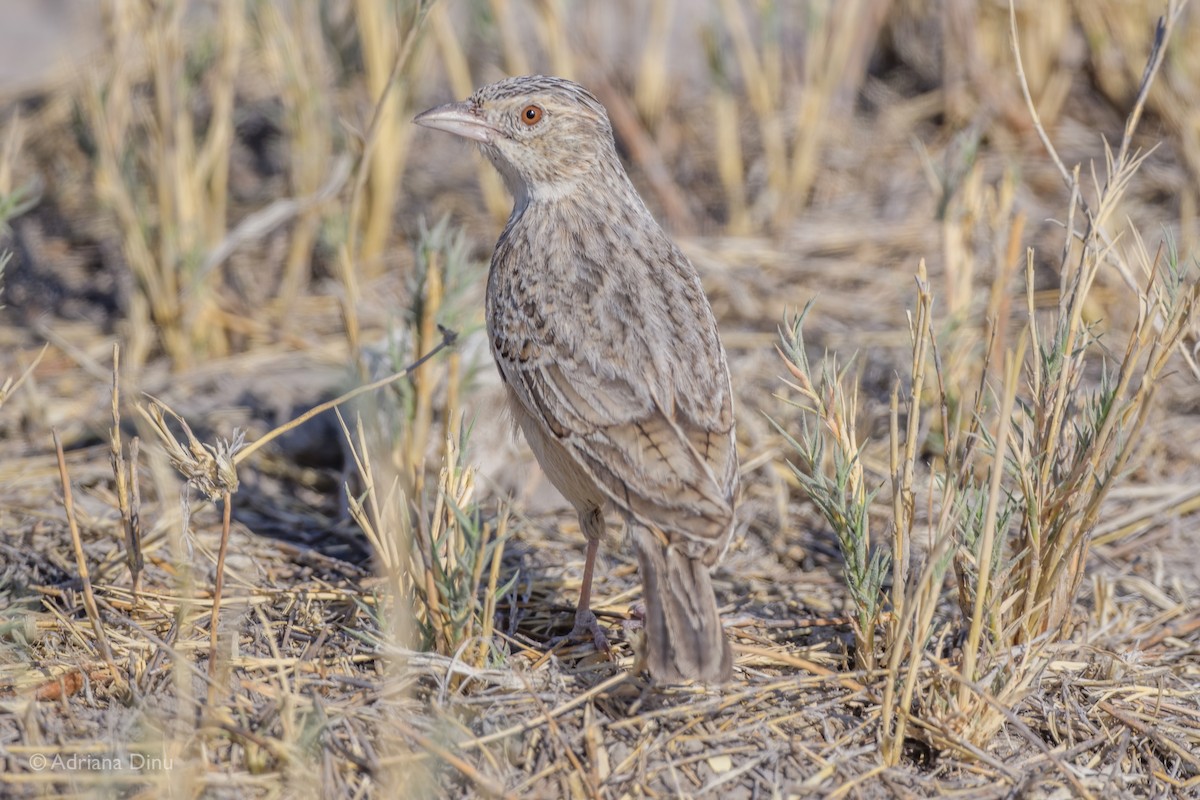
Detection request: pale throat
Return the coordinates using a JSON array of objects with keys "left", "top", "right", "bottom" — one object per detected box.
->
[
  {"left": 502, "top": 171, "right": 592, "bottom": 217},
  {"left": 488, "top": 147, "right": 632, "bottom": 219}
]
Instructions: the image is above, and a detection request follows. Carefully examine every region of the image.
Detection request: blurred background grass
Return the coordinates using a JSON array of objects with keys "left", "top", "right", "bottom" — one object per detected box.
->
[{"left": 1, "top": 0, "right": 1197, "bottom": 371}]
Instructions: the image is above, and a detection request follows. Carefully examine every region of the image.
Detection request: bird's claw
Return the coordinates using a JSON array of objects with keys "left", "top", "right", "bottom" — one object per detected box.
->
[{"left": 548, "top": 609, "right": 611, "bottom": 654}]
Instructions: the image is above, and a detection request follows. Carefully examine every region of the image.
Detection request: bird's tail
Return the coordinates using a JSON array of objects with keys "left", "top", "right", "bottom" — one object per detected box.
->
[{"left": 632, "top": 526, "right": 733, "bottom": 684}]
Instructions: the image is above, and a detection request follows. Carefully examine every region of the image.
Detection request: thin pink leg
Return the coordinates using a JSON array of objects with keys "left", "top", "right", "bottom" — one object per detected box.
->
[
  {"left": 577, "top": 536, "right": 599, "bottom": 615},
  {"left": 548, "top": 537, "right": 610, "bottom": 653}
]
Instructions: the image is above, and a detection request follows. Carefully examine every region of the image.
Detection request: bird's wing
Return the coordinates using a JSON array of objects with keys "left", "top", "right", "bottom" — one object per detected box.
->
[{"left": 490, "top": 241, "right": 738, "bottom": 556}]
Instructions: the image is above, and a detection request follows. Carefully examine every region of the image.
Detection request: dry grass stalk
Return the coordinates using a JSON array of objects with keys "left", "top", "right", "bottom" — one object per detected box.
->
[
  {"left": 351, "top": 217, "right": 474, "bottom": 507},
  {"left": 529, "top": 0, "right": 574, "bottom": 78},
  {"left": 405, "top": 219, "right": 475, "bottom": 482},
  {"left": 406, "top": 240, "right": 445, "bottom": 492},
  {"left": 258, "top": 0, "right": 337, "bottom": 319},
  {"left": 0, "top": 342, "right": 45, "bottom": 414},
  {"left": 488, "top": 0, "right": 531, "bottom": 76},
  {"left": 135, "top": 395, "right": 243, "bottom": 700},
  {"left": 937, "top": 159, "right": 1024, "bottom": 404},
  {"left": 205, "top": 491, "right": 233, "bottom": 702},
  {"left": 85, "top": 0, "right": 244, "bottom": 369},
  {"left": 954, "top": 333, "right": 1023, "bottom": 710},
  {"left": 633, "top": 0, "right": 676, "bottom": 130},
  {"left": 230, "top": 325, "right": 457, "bottom": 469},
  {"left": 108, "top": 344, "right": 143, "bottom": 601},
  {"left": 1076, "top": 0, "right": 1200, "bottom": 206},
  {"left": 52, "top": 428, "right": 123, "bottom": 689},
  {"left": 713, "top": 0, "right": 881, "bottom": 229},
  {"left": 338, "top": 0, "right": 436, "bottom": 371},
  {"left": 0, "top": 110, "right": 21, "bottom": 198},
  {"left": 428, "top": 423, "right": 510, "bottom": 667},
  {"left": 878, "top": 260, "right": 960, "bottom": 763},
  {"left": 347, "top": 0, "right": 434, "bottom": 273},
  {"left": 709, "top": 79, "right": 750, "bottom": 234},
  {"left": 715, "top": 0, "right": 787, "bottom": 220},
  {"left": 341, "top": 409, "right": 408, "bottom": 579},
  {"left": 424, "top": 425, "right": 508, "bottom": 665},
  {"left": 786, "top": 0, "right": 882, "bottom": 218},
  {"left": 779, "top": 1, "right": 1198, "bottom": 766},
  {"left": 429, "top": 3, "right": 509, "bottom": 220},
  {"left": 340, "top": 400, "right": 509, "bottom": 670}
]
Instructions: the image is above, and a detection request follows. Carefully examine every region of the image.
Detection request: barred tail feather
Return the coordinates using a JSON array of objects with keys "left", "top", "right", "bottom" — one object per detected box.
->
[{"left": 633, "top": 526, "right": 733, "bottom": 684}]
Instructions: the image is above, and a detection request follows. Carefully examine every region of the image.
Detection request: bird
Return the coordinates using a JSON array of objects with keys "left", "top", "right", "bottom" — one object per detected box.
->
[{"left": 414, "top": 75, "right": 738, "bottom": 684}]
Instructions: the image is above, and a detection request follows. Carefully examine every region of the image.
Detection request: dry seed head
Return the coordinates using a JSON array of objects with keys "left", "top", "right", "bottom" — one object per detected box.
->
[{"left": 138, "top": 397, "right": 244, "bottom": 500}]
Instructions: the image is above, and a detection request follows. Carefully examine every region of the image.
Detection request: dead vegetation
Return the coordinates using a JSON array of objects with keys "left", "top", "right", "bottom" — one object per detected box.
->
[{"left": 1, "top": 1, "right": 1199, "bottom": 798}]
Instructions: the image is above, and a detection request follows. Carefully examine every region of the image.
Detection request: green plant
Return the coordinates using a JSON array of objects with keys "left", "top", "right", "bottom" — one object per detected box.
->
[
  {"left": 777, "top": 6, "right": 1199, "bottom": 764},
  {"left": 342, "top": 410, "right": 513, "bottom": 666},
  {"left": 775, "top": 302, "right": 888, "bottom": 671}
]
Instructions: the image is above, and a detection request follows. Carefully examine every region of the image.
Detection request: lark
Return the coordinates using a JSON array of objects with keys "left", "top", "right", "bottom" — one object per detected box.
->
[{"left": 415, "top": 76, "right": 738, "bottom": 683}]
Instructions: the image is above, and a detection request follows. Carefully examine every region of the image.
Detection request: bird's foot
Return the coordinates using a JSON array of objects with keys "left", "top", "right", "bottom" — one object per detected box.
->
[{"left": 548, "top": 608, "right": 611, "bottom": 654}]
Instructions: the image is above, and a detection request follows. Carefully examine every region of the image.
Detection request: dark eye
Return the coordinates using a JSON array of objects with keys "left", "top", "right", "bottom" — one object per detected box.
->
[{"left": 520, "top": 105, "right": 544, "bottom": 126}]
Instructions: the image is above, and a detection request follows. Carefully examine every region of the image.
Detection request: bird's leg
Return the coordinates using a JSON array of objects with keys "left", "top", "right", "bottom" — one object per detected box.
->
[
  {"left": 549, "top": 505, "right": 612, "bottom": 654},
  {"left": 572, "top": 536, "right": 610, "bottom": 651},
  {"left": 549, "top": 536, "right": 610, "bottom": 653}
]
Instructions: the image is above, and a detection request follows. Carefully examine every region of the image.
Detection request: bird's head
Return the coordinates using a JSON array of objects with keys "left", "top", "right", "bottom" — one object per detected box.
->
[{"left": 414, "top": 75, "right": 619, "bottom": 207}]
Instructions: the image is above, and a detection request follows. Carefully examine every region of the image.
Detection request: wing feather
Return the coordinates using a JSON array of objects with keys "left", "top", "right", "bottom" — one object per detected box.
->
[{"left": 491, "top": 238, "right": 738, "bottom": 559}]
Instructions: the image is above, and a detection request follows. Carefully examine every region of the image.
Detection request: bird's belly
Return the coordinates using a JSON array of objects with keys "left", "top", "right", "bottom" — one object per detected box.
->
[{"left": 505, "top": 386, "right": 606, "bottom": 514}]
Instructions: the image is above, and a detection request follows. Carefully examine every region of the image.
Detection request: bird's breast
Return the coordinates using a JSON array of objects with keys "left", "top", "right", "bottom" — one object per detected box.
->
[{"left": 485, "top": 201, "right": 687, "bottom": 377}]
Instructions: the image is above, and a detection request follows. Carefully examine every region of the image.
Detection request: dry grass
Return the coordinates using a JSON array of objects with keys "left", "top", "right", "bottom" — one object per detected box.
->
[{"left": 2, "top": 0, "right": 1200, "bottom": 797}]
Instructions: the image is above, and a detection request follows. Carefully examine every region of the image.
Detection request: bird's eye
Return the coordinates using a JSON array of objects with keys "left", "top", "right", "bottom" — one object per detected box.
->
[{"left": 520, "top": 105, "right": 544, "bottom": 126}]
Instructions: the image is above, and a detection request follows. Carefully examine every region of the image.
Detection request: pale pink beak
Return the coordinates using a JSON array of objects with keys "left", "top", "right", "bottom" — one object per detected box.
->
[{"left": 413, "top": 101, "right": 497, "bottom": 144}]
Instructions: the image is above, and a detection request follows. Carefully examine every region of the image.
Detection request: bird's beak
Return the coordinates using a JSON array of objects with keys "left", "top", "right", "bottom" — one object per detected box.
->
[{"left": 413, "top": 101, "right": 497, "bottom": 144}]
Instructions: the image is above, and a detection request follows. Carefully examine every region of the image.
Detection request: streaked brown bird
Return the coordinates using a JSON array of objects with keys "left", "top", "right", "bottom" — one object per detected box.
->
[{"left": 414, "top": 75, "right": 738, "bottom": 683}]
